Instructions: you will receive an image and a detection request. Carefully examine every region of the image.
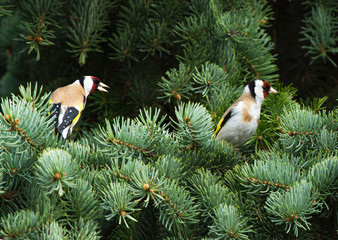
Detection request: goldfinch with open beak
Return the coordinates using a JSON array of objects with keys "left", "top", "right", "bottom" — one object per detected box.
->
[
  {"left": 49, "top": 76, "right": 109, "bottom": 141},
  {"left": 214, "top": 79, "right": 278, "bottom": 148}
]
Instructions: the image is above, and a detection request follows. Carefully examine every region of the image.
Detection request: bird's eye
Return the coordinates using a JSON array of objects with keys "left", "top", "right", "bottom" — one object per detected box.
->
[
  {"left": 263, "top": 86, "right": 269, "bottom": 91},
  {"left": 92, "top": 78, "right": 100, "bottom": 84}
]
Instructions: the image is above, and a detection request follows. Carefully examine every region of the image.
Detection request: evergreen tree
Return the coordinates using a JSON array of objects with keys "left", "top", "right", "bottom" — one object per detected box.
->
[{"left": 0, "top": 0, "right": 337, "bottom": 239}]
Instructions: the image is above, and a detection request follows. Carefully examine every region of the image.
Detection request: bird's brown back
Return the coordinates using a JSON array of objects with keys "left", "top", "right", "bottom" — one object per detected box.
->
[{"left": 50, "top": 83, "right": 86, "bottom": 107}]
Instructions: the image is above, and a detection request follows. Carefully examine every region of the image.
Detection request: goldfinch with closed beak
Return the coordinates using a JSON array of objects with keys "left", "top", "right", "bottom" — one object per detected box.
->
[
  {"left": 49, "top": 76, "right": 109, "bottom": 141},
  {"left": 214, "top": 79, "right": 277, "bottom": 148}
]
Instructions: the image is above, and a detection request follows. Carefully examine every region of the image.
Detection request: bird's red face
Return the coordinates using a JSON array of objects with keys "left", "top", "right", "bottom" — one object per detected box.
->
[
  {"left": 90, "top": 76, "right": 109, "bottom": 94},
  {"left": 262, "top": 81, "right": 278, "bottom": 98},
  {"left": 262, "top": 81, "right": 271, "bottom": 99},
  {"left": 90, "top": 76, "right": 100, "bottom": 94}
]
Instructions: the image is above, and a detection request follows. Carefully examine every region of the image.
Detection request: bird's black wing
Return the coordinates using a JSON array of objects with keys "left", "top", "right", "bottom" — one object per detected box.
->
[
  {"left": 49, "top": 103, "right": 61, "bottom": 128},
  {"left": 214, "top": 108, "right": 234, "bottom": 136},
  {"left": 57, "top": 107, "right": 80, "bottom": 134}
]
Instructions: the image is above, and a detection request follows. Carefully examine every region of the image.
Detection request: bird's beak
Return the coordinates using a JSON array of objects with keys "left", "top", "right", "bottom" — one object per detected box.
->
[
  {"left": 97, "top": 82, "right": 109, "bottom": 92},
  {"left": 269, "top": 87, "right": 278, "bottom": 94}
]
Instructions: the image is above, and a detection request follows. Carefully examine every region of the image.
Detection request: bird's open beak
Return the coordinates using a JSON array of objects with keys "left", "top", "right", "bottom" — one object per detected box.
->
[
  {"left": 269, "top": 87, "right": 278, "bottom": 94},
  {"left": 97, "top": 82, "right": 109, "bottom": 92}
]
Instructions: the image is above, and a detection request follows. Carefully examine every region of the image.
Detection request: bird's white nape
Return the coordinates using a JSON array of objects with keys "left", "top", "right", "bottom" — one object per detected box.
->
[
  {"left": 243, "top": 79, "right": 265, "bottom": 104},
  {"left": 78, "top": 76, "right": 95, "bottom": 97},
  {"left": 253, "top": 79, "right": 265, "bottom": 104}
]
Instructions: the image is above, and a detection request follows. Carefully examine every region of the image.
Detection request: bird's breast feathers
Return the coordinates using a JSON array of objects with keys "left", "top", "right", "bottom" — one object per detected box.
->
[{"left": 215, "top": 99, "right": 261, "bottom": 147}]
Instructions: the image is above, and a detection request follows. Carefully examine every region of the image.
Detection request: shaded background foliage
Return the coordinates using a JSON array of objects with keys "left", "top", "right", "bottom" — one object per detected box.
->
[
  {"left": 0, "top": 0, "right": 336, "bottom": 116},
  {"left": 271, "top": 0, "right": 337, "bottom": 108}
]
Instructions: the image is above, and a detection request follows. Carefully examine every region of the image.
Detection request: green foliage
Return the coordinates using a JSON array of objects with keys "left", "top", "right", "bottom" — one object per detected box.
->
[
  {"left": 192, "top": 62, "right": 229, "bottom": 96},
  {"left": 98, "top": 117, "right": 158, "bottom": 158},
  {"left": 66, "top": 0, "right": 113, "bottom": 65},
  {"left": 307, "top": 156, "right": 338, "bottom": 195},
  {"left": 157, "top": 180, "right": 199, "bottom": 234},
  {"left": 153, "top": 155, "right": 183, "bottom": 180},
  {"left": 239, "top": 158, "right": 302, "bottom": 195},
  {"left": 265, "top": 180, "right": 322, "bottom": 237},
  {"left": 0, "top": 0, "right": 14, "bottom": 16},
  {"left": 279, "top": 104, "right": 337, "bottom": 153},
  {"left": 158, "top": 62, "right": 193, "bottom": 103},
  {"left": 299, "top": 96, "right": 328, "bottom": 112},
  {"left": 66, "top": 179, "right": 102, "bottom": 222},
  {"left": 209, "top": 203, "right": 252, "bottom": 240},
  {"left": 300, "top": 1, "right": 338, "bottom": 66},
  {"left": 41, "top": 221, "right": 65, "bottom": 240},
  {"left": 1, "top": 148, "right": 36, "bottom": 182},
  {"left": 172, "top": 101, "right": 214, "bottom": 149},
  {"left": 68, "top": 219, "right": 101, "bottom": 240},
  {"left": 180, "top": 139, "right": 241, "bottom": 171},
  {"left": 18, "top": 0, "right": 63, "bottom": 60},
  {"left": 0, "top": 170, "right": 4, "bottom": 196},
  {"left": 0, "top": 210, "right": 42, "bottom": 239},
  {"left": 0, "top": 84, "right": 54, "bottom": 149},
  {"left": 101, "top": 182, "right": 139, "bottom": 228},
  {"left": 1, "top": 69, "right": 337, "bottom": 240},
  {"left": 35, "top": 149, "right": 77, "bottom": 196},
  {"left": 131, "top": 165, "right": 167, "bottom": 207},
  {"left": 188, "top": 168, "right": 235, "bottom": 221}
]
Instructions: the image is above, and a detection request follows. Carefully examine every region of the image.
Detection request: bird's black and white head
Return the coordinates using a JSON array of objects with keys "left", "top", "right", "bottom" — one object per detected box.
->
[
  {"left": 245, "top": 79, "right": 278, "bottom": 104},
  {"left": 78, "top": 76, "right": 109, "bottom": 97}
]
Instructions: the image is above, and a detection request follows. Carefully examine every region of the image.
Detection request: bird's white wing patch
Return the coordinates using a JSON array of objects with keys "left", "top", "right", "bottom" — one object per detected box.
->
[{"left": 57, "top": 107, "right": 80, "bottom": 135}]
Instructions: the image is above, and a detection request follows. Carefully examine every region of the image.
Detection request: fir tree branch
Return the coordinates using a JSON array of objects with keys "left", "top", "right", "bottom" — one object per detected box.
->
[
  {"left": 300, "top": 3, "right": 338, "bottom": 66},
  {"left": 265, "top": 180, "right": 323, "bottom": 237},
  {"left": 98, "top": 118, "right": 156, "bottom": 158},
  {"left": 307, "top": 156, "right": 338, "bottom": 195},
  {"left": 100, "top": 182, "right": 140, "bottom": 229},
  {"left": 172, "top": 102, "right": 214, "bottom": 150},
  {"left": 35, "top": 149, "right": 77, "bottom": 196},
  {"left": 188, "top": 168, "right": 236, "bottom": 222},
  {"left": 66, "top": 179, "right": 102, "bottom": 222},
  {"left": 158, "top": 62, "right": 193, "bottom": 103},
  {"left": 67, "top": 219, "right": 100, "bottom": 240},
  {"left": 209, "top": 203, "right": 252, "bottom": 240},
  {"left": 66, "top": 0, "right": 112, "bottom": 65},
  {"left": 0, "top": 210, "right": 42, "bottom": 239},
  {"left": 239, "top": 156, "right": 302, "bottom": 195},
  {"left": 1, "top": 96, "right": 54, "bottom": 149},
  {"left": 0, "top": 0, "right": 14, "bottom": 16},
  {"left": 157, "top": 180, "right": 199, "bottom": 234},
  {"left": 18, "top": 0, "right": 63, "bottom": 60},
  {"left": 192, "top": 62, "right": 229, "bottom": 97},
  {"left": 41, "top": 221, "right": 65, "bottom": 240}
]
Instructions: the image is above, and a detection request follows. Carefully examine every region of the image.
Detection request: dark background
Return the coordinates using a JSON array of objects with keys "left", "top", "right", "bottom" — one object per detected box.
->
[
  {"left": 270, "top": 0, "right": 337, "bottom": 109},
  {"left": 0, "top": 0, "right": 336, "bottom": 109}
]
